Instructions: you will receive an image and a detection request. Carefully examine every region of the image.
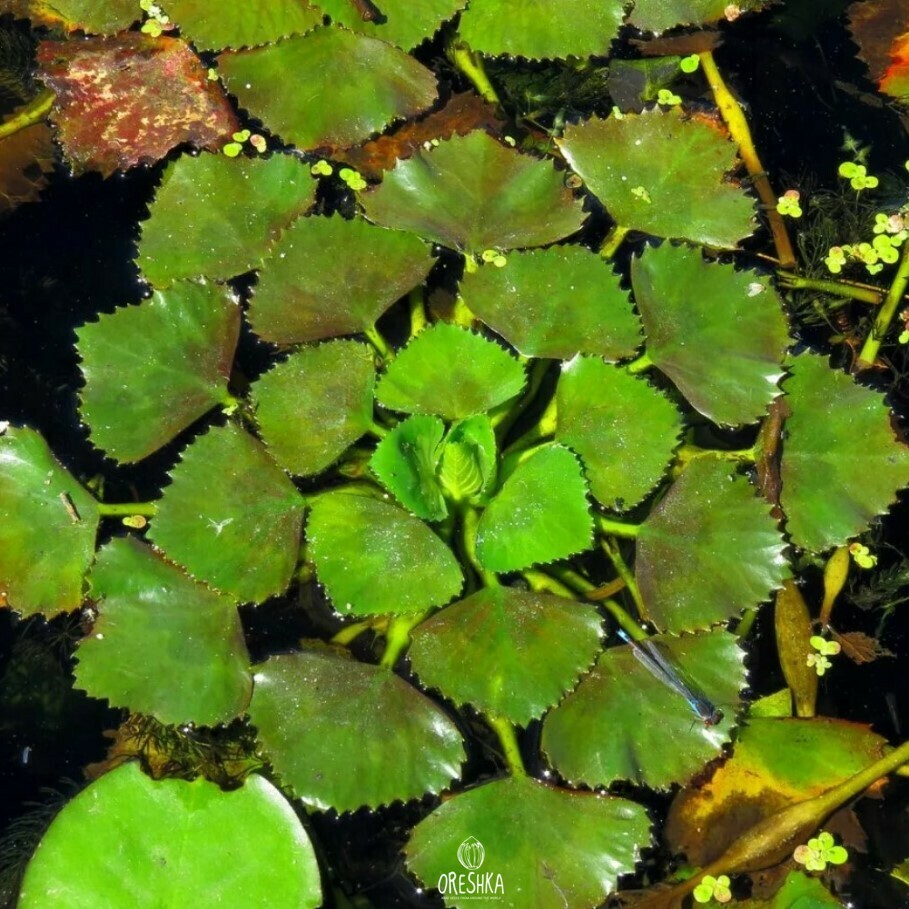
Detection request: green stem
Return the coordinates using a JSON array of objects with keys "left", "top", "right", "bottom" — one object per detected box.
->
[
  {"left": 675, "top": 443, "right": 756, "bottom": 469},
  {"left": 736, "top": 606, "right": 758, "bottom": 641},
  {"left": 595, "top": 514, "right": 640, "bottom": 539},
  {"left": 546, "top": 566, "right": 596, "bottom": 596},
  {"left": 408, "top": 286, "right": 427, "bottom": 337},
  {"left": 380, "top": 613, "right": 425, "bottom": 669},
  {"left": 521, "top": 570, "right": 577, "bottom": 599},
  {"left": 460, "top": 505, "right": 499, "bottom": 588},
  {"left": 364, "top": 324, "right": 392, "bottom": 360},
  {"left": 599, "top": 225, "right": 630, "bottom": 261},
  {"left": 447, "top": 37, "right": 500, "bottom": 106},
  {"left": 600, "top": 537, "right": 646, "bottom": 618},
  {"left": 624, "top": 352, "right": 653, "bottom": 375},
  {"left": 96, "top": 501, "right": 158, "bottom": 517},
  {"left": 367, "top": 420, "right": 388, "bottom": 440},
  {"left": 857, "top": 241, "right": 909, "bottom": 369},
  {"left": 500, "top": 391, "right": 556, "bottom": 459},
  {"left": 0, "top": 89, "right": 54, "bottom": 141},
  {"left": 494, "top": 359, "right": 551, "bottom": 442},
  {"left": 332, "top": 616, "right": 384, "bottom": 646},
  {"left": 487, "top": 715, "right": 526, "bottom": 776},
  {"left": 776, "top": 271, "right": 883, "bottom": 306},
  {"left": 601, "top": 598, "right": 642, "bottom": 638}
]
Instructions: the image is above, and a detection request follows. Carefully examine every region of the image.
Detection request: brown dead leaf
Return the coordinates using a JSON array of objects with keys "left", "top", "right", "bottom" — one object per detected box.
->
[
  {"left": 830, "top": 628, "right": 894, "bottom": 664},
  {"left": 0, "top": 107, "right": 55, "bottom": 214}
]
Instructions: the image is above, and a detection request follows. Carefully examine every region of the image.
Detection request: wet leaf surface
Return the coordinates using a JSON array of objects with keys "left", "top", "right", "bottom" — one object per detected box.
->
[{"left": 10, "top": 0, "right": 138, "bottom": 33}]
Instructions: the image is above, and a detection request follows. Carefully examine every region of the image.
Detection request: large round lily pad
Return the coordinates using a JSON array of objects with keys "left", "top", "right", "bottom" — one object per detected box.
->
[
  {"left": 17, "top": 762, "right": 322, "bottom": 909},
  {"left": 248, "top": 650, "right": 465, "bottom": 812}
]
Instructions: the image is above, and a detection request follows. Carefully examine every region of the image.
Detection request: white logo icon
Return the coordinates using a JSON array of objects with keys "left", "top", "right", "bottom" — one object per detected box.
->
[{"left": 457, "top": 836, "right": 485, "bottom": 871}]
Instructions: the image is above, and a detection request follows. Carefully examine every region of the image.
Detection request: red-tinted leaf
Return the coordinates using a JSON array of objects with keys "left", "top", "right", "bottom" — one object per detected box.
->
[
  {"left": 880, "top": 33, "right": 909, "bottom": 102},
  {"left": 848, "top": 0, "right": 909, "bottom": 100},
  {"left": 37, "top": 35, "right": 238, "bottom": 176}
]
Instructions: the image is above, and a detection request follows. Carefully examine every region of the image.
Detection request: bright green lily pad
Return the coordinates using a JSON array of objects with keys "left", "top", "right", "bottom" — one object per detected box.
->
[
  {"left": 77, "top": 280, "right": 240, "bottom": 463},
  {"left": 780, "top": 353, "right": 909, "bottom": 552},
  {"left": 409, "top": 587, "right": 603, "bottom": 724},
  {"left": 476, "top": 444, "right": 593, "bottom": 572},
  {"left": 137, "top": 152, "right": 314, "bottom": 287},
  {"left": 161, "top": 0, "right": 322, "bottom": 50},
  {"left": 248, "top": 650, "right": 465, "bottom": 812},
  {"left": 252, "top": 340, "right": 376, "bottom": 477},
  {"left": 218, "top": 28, "right": 438, "bottom": 151},
  {"left": 369, "top": 415, "right": 448, "bottom": 521},
  {"left": 542, "top": 630, "right": 744, "bottom": 789},
  {"left": 458, "top": 0, "right": 625, "bottom": 60},
  {"left": 375, "top": 323, "right": 526, "bottom": 420},
  {"left": 75, "top": 537, "right": 251, "bottom": 726},
  {"left": 148, "top": 423, "right": 305, "bottom": 603},
  {"left": 306, "top": 492, "right": 463, "bottom": 615},
  {"left": 628, "top": 0, "right": 770, "bottom": 34},
  {"left": 249, "top": 215, "right": 434, "bottom": 344},
  {"left": 314, "top": 0, "right": 466, "bottom": 50},
  {"left": 17, "top": 762, "right": 322, "bottom": 909},
  {"left": 635, "top": 457, "right": 789, "bottom": 632},
  {"left": 0, "top": 427, "right": 99, "bottom": 617},
  {"left": 406, "top": 775, "right": 651, "bottom": 909},
  {"left": 558, "top": 108, "right": 756, "bottom": 248},
  {"left": 631, "top": 244, "right": 788, "bottom": 425},
  {"left": 556, "top": 356, "right": 682, "bottom": 510},
  {"left": 362, "top": 130, "right": 586, "bottom": 252},
  {"left": 458, "top": 247, "right": 641, "bottom": 360},
  {"left": 439, "top": 415, "right": 498, "bottom": 505}
]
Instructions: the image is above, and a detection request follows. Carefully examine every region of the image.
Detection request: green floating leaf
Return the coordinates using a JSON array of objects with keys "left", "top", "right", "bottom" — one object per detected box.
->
[
  {"left": 636, "top": 457, "right": 789, "bottom": 632},
  {"left": 409, "top": 587, "right": 602, "bottom": 724},
  {"left": 780, "top": 353, "right": 909, "bottom": 552},
  {"left": 161, "top": 0, "right": 322, "bottom": 51},
  {"left": 558, "top": 108, "right": 755, "bottom": 247},
  {"left": 22, "top": 0, "right": 137, "bottom": 34},
  {"left": 218, "top": 28, "right": 438, "bottom": 151},
  {"left": 631, "top": 244, "right": 788, "bottom": 425},
  {"left": 149, "top": 423, "right": 305, "bottom": 603},
  {"left": 439, "top": 415, "right": 497, "bottom": 505},
  {"left": 629, "top": 0, "right": 770, "bottom": 34},
  {"left": 313, "top": 0, "right": 466, "bottom": 50},
  {"left": 458, "top": 247, "right": 641, "bottom": 360},
  {"left": 252, "top": 340, "right": 376, "bottom": 477},
  {"left": 75, "top": 538, "right": 251, "bottom": 726},
  {"left": 771, "top": 871, "right": 844, "bottom": 908},
  {"left": 459, "top": 0, "right": 625, "bottom": 60},
  {"left": 77, "top": 280, "right": 239, "bottom": 463},
  {"left": 556, "top": 356, "right": 682, "bottom": 511},
  {"left": 476, "top": 444, "right": 593, "bottom": 572},
  {"left": 376, "top": 322, "right": 526, "bottom": 420},
  {"left": 249, "top": 215, "right": 434, "bottom": 344},
  {"left": 406, "top": 776, "right": 650, "bottom": 908},
  {"left": 0, "top": 427, "right": 99, "bottom": 617},
  {"left": 362, "top": 130, "right": 586, "bottom": 252},
  {"left": 369, "top": 415, "right": 448, "bottom": 521},
  {"left": 137, "top": 152, "right": 314, "bottom": 287},
  {"left": 248, "top": 650, "right": 464, "bottom": 812},
  {"left": 542, "top": 631, "right": 744, "bottom": 789},
  {"left": 307, "top": 492, "right": 462, "bottom": 615},
  {"left": 18, "top": 762, "right": 322, "bottom": 909}
]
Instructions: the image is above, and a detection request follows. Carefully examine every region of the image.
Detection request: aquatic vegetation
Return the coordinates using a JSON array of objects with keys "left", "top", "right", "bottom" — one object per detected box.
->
[{"left": 2, "top": 0, "right": 909, "bottom": 907}]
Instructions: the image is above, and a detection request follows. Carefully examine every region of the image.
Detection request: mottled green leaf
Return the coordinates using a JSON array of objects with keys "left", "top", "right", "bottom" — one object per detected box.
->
[
  {"left": 252, "top": 340, "right": 376, "bottom": 477},
  {"left": 780, "top": 353, "right": 909, "bottom": 551},
  {"left": 629, "top": 0, "right": 771, "bottom": 34},
  {"left": 409, "top": 587, "right": 603, "bottom": 724},
  {"left": 636, "top": 457, "right": 789, "bottom": 632},
  {"left": 476, "top": 444, "right": 593, "bottom": 572},
  {"left": 376, "top": 323, "right": 526, "bottom": 420},
  {"left": 249, "top": 215, "right": 434, "bottom": 345},
  {"left": 459, "top": 247, "right": 641, "bottom": 360},
  {"left": 137, "top": 152, "right": 314, "bottom": 287},
  {"left": 362, "top": 130, "right": 586, "bottom": 252},
  {"left": 0, "top": 427, "right": 99, "bottom": 617},
  {"left": 75, "top": 537, "right": 251, "bottom": 726},
  {"left": 77, "top": 280, "right": 239, "bottom": 463},
  {"left": 19, "top": 0, "right": 137, "bottom": 34},
  {"left": 631, "top": 244, "right": 788, "bottom": 425},
  {"left": 369, "top": 415, "right": 448, "bottom": 521},
  {"left": 149, "top": 423, "right": 305, "bottom": 603},
  {"left": 459, "top": 0, "right": 625, "bottom": 60},
  {"left": 559, "top": 109, "right": 756, "bottom": 247},
  {"left": 248, "top": 650, "right": 464, "bottom": 811},
  {"left": 406, "top": 776, "right": 650, "bottom": 908},
  {"left": 18, "top": 763, "right": 322, "bottom": 909},
  {"left": 307, "top": 492, "right": 463, "bottom": 615},
  {"left": 556, "top": 356, "right": 682, "bottom": 510},
  {"left": 542, "top": 630, "right": 745, "bottom": 788},
  {"left": 218, "top": 28, "right": 438, "bottom": 151},
  {"left": 161, "top": 0, "right": 322, "bottom": 51}
]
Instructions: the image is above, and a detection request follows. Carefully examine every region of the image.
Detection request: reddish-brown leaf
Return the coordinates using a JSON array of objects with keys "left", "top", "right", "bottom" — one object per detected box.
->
[
  {"left": 37, "top": 35, "right": 238, "bottom": 176},
  {"left": 0, "top": 115, "right": 55, "bottom": 214},
  {"left": 848, "top": 0, "right": 909, "bottom": 100},
  {"left": 830, "top": 629, "right": 893, "bottom": 665}
]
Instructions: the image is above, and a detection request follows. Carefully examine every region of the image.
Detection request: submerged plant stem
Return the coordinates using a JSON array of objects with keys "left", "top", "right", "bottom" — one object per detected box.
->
[
  {"left": 521, "top": 570, "right": 577, "bottom": 599},
  {"left": 448, "top": 38, "right": 501, "bottom": 106},
  {"left": 777, "top": 272, "right": 883, "bottom": 306},
  {"left": 460, "top": 505, "right": 499, "bottom": 588},
  {"left": 364, "top": 324, "right": 392, "bottom": 360},
  {"left": 0, "top": 89, "right": 54, "bottom": 140},
  {"left": 380, "top": 613, "right": 425, "bottom": 668},
  {"left": 599, "top": 225, "right": 630, "bottom": 261},
  {"left": 600, "top": 537, "right": 646, "bottom": 618},
  {"left": 96, "top": 501, "right": 157, "bottom": 517},
  {"left": 699, "top": 51, "right": 796, "bottom": 270},
  {"left": 487, "top": 715, "right": 526, "bottom": 777},
  {"left": 595, "top": 514, "right": 640, "bottom": 539},
  {"left": 408, "top": 286, "right": 427, "bottom": 337},
  {"left": 857, "top": 241, "right": 909, "bottom": 369},
  {"left": 494, "top": 359, "right": 551, "bottom": 442}
]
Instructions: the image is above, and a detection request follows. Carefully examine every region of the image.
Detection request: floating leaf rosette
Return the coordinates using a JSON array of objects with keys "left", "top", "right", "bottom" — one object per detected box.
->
[
  {"left": 248, "top": 650, "right": 465, "bottom": 812},
  {"left": 362, "top": 130, "right": 586, "bottom": 252}
]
